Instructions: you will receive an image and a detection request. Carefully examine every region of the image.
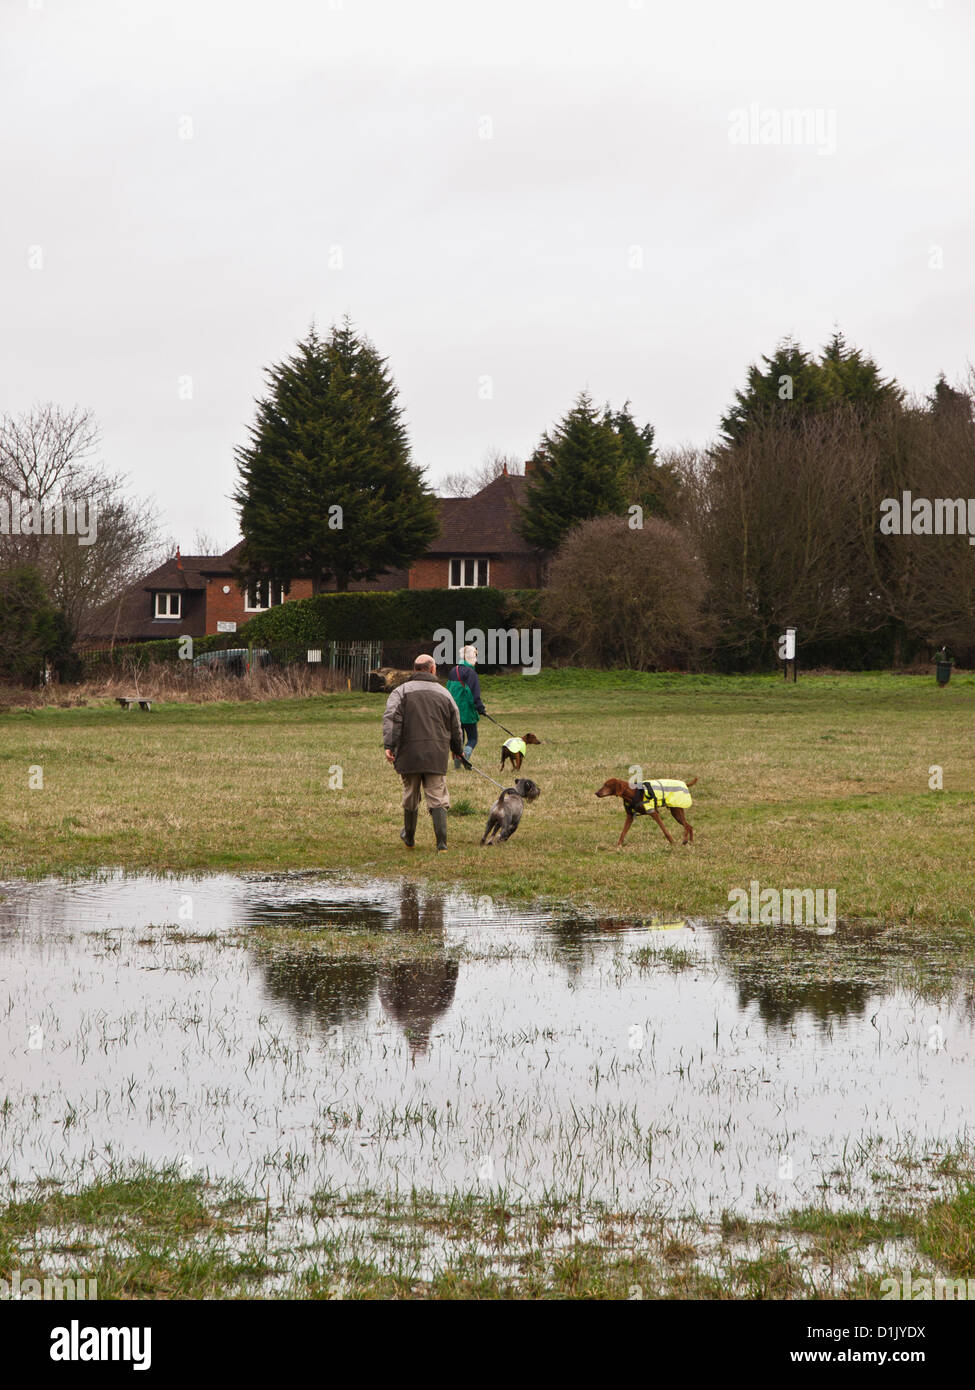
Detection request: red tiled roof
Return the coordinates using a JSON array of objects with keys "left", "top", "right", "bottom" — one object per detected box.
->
[
  {"left": 427, "top": 474, "right": 532, "bottom": 555},
  {"left": 141, "top": 556, "right": 210, "bottom": 591}
]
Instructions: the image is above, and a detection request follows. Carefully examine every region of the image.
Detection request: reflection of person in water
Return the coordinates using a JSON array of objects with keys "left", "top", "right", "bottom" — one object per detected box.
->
[
  {"left": 249, "top": 883, "right": 458, "bottom": 1058},
  {"left": 397, "top": 881, "right": 445, "bottom": 935},
  {"left": 378, "top": 884, "right": 457, "bottom": 1061},
  {"left": 379, "top": 959, "right": 459, "bottom": 1061}
]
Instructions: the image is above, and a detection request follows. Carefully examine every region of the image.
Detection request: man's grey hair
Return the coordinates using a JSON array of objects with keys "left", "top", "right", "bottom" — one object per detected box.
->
[{"left": 413, "top": 654, "right": 437, "bottom": 672}]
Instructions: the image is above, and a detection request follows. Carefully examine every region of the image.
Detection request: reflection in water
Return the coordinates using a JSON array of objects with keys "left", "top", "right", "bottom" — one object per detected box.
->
[
  {"left": 379, "top": 960, "right": 459, "bottom": 1060},
  {"left": 1, "top": 871, "right": 973, "bottom": 1217},
  {"left": 716, "top": 924, "right": 895, "bottom": 1029},
  {"left": 261, "top": 957, "right": 379, "bottom": 1032},
  {"left": 732, "top": 978, "right": 871, "bottom": 1029},
  {"left": 246, "top": 881, "right": 458, "bottom": 1054}
]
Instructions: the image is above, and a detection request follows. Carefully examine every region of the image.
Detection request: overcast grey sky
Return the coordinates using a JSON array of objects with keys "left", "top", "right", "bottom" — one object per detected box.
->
[{"left": 3, "top": 0, "right": 972, "bottom": 550}]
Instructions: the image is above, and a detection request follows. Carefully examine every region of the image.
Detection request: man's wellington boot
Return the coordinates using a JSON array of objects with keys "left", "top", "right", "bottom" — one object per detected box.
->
[
  {"left": 400, "top": 809, "right": 418, "bottom": 849},
  {"left": 430, "top": 807, "right": 448, "bottom": 852}
]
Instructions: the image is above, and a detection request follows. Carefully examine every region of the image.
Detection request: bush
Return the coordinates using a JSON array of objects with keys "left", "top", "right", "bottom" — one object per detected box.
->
[
  {"left": 540, "top": 515, "right": 709, "bottom": 669},
  {"left": 80, "top": 632, "right": 233, "bottom": 676},
  {"left": 238, "top": 587, "right": 541, "bottom": 646},
  {"left": 0, "top": 564, "right": 67, "bottom": 682}
]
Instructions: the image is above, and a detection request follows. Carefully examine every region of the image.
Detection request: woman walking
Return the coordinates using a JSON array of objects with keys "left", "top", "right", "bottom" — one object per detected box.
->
[{"left": 446, "top": 644, "right": 487, "bottom": 769}]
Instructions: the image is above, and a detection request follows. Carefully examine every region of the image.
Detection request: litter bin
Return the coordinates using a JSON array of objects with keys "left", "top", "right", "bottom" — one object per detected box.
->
[{"left": 934, "top": 649, "right": 954, "bottom": 686}]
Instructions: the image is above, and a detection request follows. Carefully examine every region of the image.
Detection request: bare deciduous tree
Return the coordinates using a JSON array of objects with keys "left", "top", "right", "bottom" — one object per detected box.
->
[
  {"left": 439, "top": 448, "right": 523, "bottom": 498},
  {"left": 191, "top": 529, "right": 227, "bottom": 556},
  {"left": 0, "top": 404, "right": 162, "bottom": 637}
]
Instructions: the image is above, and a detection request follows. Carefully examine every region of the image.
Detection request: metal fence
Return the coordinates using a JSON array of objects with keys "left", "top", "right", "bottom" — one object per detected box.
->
[{"left": 80, "top": 639, "right": 384, "bottom": 691}]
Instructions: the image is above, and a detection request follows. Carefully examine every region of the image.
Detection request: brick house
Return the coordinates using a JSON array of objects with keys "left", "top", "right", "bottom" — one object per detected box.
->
[{"left": 83, "top": 469, "right": 542, "bottom": 644}]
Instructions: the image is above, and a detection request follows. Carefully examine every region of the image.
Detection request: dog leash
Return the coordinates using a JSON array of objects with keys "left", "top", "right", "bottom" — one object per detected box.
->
[
  {"left": 481, "top": 711, "right": 518, "bottom": 739},
  {"left": 462, "top": 759, "right": 510, "bottom": 792}
]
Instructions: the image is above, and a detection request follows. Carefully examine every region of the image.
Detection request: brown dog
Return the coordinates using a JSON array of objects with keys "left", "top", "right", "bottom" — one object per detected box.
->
[
  {"left": 500, "top": 733, "right": 541, "bottom": 773},
  {"left": 595, "top": 777, "right": 697, "bottom": 848}
]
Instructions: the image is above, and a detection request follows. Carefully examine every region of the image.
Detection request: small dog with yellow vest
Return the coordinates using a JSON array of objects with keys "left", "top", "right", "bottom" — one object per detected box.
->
[
  {"left": 595, "top": 776, "right": 697, "bottom": 848},
  {"left": 500, "top": 733, "right": 541, "bottom": 772}
]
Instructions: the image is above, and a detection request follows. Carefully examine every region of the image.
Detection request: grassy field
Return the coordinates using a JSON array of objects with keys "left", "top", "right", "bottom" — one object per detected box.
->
[{"left": 2, "top": 669, "right": 974, "bottom": 925}]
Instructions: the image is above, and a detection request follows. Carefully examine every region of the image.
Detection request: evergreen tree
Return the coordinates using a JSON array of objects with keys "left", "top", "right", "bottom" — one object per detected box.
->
[
  {"left": 720, "top": 332, "right": 902, "bottom": 443},
  {"left": 818, "top": 330, "right": 902, "bottom": 409},
  {"left": 604, "top": 402, "right": 681, "bottom": 519},
  {"left": 0, "top": 564, "right": 63, "bottom": 681},
  {"left": 234, "top": 321, "right": 439, "bottom": 591},
  {"left": 926, "top": 373, "right": 972, "bottom": 422},
  {"left": 720, "top": 339, "right": 825, "bottom": 444},
  {"left": 518, "top": 393, "right": 627, "bottom": 552}
]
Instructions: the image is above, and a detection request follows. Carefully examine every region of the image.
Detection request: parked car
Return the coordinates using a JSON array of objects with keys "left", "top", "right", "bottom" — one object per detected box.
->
[{"left": 192, "top": 647, "right": 271, "bottom": 677}]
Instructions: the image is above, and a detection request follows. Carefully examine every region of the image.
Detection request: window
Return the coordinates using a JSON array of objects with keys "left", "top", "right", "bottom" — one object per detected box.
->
[
  {"left": 449, "top": 558, "right": 490, "bottom": 588},
  {"left": 154, "top": 591, "right": 181, "bottom": 619},
  {"left": 244, "top": 579, "right": 285, "bottom": 612}
]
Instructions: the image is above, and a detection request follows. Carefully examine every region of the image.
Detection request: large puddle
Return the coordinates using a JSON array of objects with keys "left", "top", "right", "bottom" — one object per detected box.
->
[{"left": 1, "top": 872, "right": 973, "bottom": 1218}]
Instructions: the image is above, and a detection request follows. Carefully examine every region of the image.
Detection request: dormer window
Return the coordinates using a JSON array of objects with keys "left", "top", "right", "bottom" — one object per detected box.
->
[
  {"left": 244, "top": 579, "right": 285, "bottom": 612},
  {"left": 155, "top": 591, "right": 181, "bottom": 619}
]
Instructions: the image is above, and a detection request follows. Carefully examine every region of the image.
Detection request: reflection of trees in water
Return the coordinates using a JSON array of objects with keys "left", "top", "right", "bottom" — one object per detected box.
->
[
  {"left": 542, "top": 914, "right": 692, "bottom": 982},
  {"left": 260, "top": 956, "right": 379, "bottom": 1031},
  {"left": 733, "top": 978, "right": 871, "bottom": 1028},
  {"left": 249, "top": 883, "right": 456, "bottom": 1051},
  {"left": 716, "top": 926, "right": 877, "bottom": 1028}
]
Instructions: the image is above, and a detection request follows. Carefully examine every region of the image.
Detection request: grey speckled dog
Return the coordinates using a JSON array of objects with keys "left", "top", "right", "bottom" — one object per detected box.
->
[{"left": 480, "top": 778, "right": 540, "bottom": 845}]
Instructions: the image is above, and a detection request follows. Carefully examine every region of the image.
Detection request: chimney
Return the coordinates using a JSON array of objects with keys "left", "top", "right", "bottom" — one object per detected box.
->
[
  {"left": 523, "top": 457, "right": 531, "bottom": 475},
  {"left": 175, "top": 546, "right": 183, "bottom": 570}
]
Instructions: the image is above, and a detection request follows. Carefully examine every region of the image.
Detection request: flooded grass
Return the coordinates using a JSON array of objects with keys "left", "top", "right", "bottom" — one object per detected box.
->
[
  {"left": 3, "top": 1164, "right": 971, "bottom": 1299},
  {"left": 1, "top": 871, "right": 974, "bottom": 1297}
]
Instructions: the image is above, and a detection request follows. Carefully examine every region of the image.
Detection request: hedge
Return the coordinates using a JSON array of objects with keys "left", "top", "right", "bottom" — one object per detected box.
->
[
  {"left": 238, "top": 587, "right": 541, "bottom": 646},
  {"left": 80, "top": 631, "right": 238, "bottom": 672},
  {"left": 77, "top": 589, "right": 544, "bottom": 672}
]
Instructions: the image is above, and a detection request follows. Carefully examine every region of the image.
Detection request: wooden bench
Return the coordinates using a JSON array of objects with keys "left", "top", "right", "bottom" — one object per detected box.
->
[{"left": 116, "top": 696, "right": 153, "bottom": 712}]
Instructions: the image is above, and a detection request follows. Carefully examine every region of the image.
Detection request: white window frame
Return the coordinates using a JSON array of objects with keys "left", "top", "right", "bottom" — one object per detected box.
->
[
  {"left": 448, "top": 557, "right": 490, "bottom": 589},
  {"left": 154, "top": 591, "right": 181, "bottom": 619},
  {"left": 244, "top": 579, "right": 285, "bottom": 612}
]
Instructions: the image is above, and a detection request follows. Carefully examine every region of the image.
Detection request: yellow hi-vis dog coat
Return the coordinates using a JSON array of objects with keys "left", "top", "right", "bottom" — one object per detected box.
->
[
  {"left": 631, "top": 780, "right": 693, "bottom": 814},
  {"left": 503, "top": 737, "right": 528, "bottom": 757}
]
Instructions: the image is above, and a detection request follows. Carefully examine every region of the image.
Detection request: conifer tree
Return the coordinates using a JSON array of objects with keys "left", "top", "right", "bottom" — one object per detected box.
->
[
  {"left": 234, "top": 321, "right": 439, "bottom": 591},
  {"left": 604, "top": 402, "right": 681, "bottom": 519},
  {"left": 518, "top": 392, "right": 627, "bottom": 552}
]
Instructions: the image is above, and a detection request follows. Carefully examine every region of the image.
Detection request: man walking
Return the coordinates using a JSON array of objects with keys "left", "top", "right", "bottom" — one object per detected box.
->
[{"left": 383, "top": 654, "right": 465, "bottom": 851}]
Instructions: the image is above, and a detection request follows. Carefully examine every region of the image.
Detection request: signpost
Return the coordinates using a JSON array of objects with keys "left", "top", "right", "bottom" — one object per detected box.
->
[
  {"left": 217, "top": 621, "right": 237, "bottom": 633},
  {"left": 778, "top": 626, "right": 798, "bottom": 682}
]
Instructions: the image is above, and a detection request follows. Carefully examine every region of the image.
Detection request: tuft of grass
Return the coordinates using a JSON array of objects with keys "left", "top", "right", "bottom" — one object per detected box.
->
[
  {"left": 917, "top": 1185, "right": 975, "bottom": 1276},
  {"left": 245, "top": 924, "right": 450, "bottom": 961}
]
